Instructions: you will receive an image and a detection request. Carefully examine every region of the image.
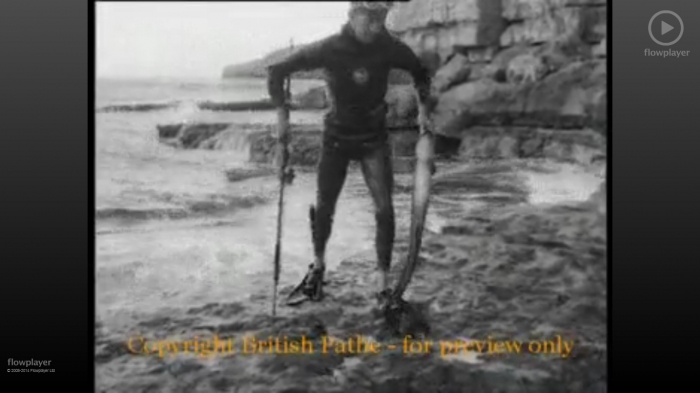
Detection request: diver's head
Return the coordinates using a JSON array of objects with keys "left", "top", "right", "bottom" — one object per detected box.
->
[{"left": 347, "top": 2, "right": 393, "bottom": 44}]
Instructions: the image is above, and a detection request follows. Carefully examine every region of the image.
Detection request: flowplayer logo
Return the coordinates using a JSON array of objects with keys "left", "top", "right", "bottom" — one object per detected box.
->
[
  {"left": 7, "top": 358, "right": 52, "bottom": 366},
  {"left": 645, "top": 10, "right": 688, "bottom": 58},
  {"left": 644, "top": 48, "right": 690, "bottom": 58}
]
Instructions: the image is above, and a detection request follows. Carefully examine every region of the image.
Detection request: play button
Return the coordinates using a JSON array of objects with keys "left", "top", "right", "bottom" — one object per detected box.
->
[
  {"left": 661, "top": 21, "right": 674, "bottom": 35},
  {"left": 648, "top": 10, "right": 684, "bottom": 46}
]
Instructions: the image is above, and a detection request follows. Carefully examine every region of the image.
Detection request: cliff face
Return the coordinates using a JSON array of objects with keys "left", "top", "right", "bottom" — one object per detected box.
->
[
  {"left": 386, "top": 0, "right": 506, "bottom": 64},
  {"left": 387, "top": 0, "right": 605, "bottom": 61},
  {"left": 221, "top": 42, "right": 326, "bottom": 79},
  {"left": 386, "top": 0, "right": 607, "bottom": 164},
  {"left": 222, "top": 42, "right": 413, "bottom": 84}
]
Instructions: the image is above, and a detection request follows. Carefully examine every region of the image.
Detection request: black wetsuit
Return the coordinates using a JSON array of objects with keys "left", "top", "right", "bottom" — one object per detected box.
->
[{"left": 267, "top": 23, "right": 431, "bottom": 271}]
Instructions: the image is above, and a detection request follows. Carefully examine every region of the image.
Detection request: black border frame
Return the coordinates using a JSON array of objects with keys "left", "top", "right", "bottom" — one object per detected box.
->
[{"left": 8, "top": 0, "right": 700, "bottom": 389}]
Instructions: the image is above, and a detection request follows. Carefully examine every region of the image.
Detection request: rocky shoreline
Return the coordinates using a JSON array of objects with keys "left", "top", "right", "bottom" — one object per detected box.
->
[
  {"left": 96, "top": 158, "right": 606, "bottom": 392},
  {"left": 156, "top": 120, "right": 605, "bottom": 171},
  {"left": 102, "top": 93, "right": 607, "bottom": 391}
]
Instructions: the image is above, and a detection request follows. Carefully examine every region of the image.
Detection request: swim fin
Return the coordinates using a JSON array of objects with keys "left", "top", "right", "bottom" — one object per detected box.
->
[
  {"left": 285, "top": 205, "right": 325, "bottom": 306},
  {"left": 285, "top": 263, "right": 325, "bottom": 306}
]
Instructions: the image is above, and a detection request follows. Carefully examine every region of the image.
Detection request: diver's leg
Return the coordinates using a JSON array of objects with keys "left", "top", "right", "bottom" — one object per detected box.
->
[
  {"left": 360, "top": 140, "right": 395, "bottom": 295},
  {"left": 313, "top": 139, "right": 350, "bottom": 271},
  {"left": 287, "top": 139, "right": 349, "bottom": 305}
]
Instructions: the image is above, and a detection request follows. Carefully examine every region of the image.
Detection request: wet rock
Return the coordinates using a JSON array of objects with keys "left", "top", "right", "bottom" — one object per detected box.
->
[
  {"left": 95, "top": 339, "right": 130, "bottom": 364},
  {"left": 163, "top": 359, "right": 204, "bottom": 377},
  {"left": 197, "top": 99, "right": 277, "bottom": 111},
  {"left": 224, "top": 166, "right": 277, "bottom": 182},
  {"left": 248, "top": 126, "right": 323, "bottom": 166},
  {"left": 483, "top": 41, "right": 579, "bottom": 84},
  {"left": 185, "top": 302, "right": 246, "bottom": 318},
  {"left": 458, "top": 133, "right": 519, "bottom": 159},
  {"left": 156, "top": 122, "right": 324, "bottom": 165},
  {"left": 457, "top": 46, "right": 499, "bottom": 63},
  {"left": 257, "top": 351, "right": 344, "bottom": 378},
  {"left": 157, "top": 122, "right": 231, "bottom": 149},
  {"left": 506, "top": 53, "right": 552, "bottom": 84},
  {"left": 520, "top": 134, "right": 546, "bottom": 156},
  {"left": 450, "top": 127, "right": 604, "bottom": 165},
  {"left": 155, "top": 116, "right": 448, "bottom": 168},
  {"left": 433, "top": 79, "right": 502, "bottom": 132},
  {"left": 432, "top": 53, "right": 472, "bottom": 94},
  {"left": 436, "top": 60, "right": 607, "bottom": 137},
  {"left": 539, "top": 131, "right": 604, "bottom": 164}
]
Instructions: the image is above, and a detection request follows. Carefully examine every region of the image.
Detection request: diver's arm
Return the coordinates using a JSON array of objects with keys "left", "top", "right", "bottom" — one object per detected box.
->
[
  {"left": 266, "top": 39, "right": 329, "bottom": 108},
  {"left": 390, "top": 40, "right": 438, "bottom": 134}
]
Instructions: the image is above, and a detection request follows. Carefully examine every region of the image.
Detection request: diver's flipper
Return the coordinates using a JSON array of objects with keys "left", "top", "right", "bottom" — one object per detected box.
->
[{"left": 285, "top": 264, "right": 325, "bottom": 306}]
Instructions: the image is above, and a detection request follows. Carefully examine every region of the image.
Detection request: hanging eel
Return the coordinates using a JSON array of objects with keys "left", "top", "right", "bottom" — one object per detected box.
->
[{"left": 392, "top": 128, "right": 434, "bottom": 299}]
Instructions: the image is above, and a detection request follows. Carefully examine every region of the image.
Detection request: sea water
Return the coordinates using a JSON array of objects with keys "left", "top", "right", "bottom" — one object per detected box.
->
[{"left": 95, "top": 77, "right": 377, "bottom": 319}]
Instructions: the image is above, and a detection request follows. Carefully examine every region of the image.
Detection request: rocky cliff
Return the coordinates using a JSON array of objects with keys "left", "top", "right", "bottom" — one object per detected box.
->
[
  {"left": 222, "top": 42, "right": 413, "bottom": 84},
  {"left": 222, "top": 42, "right": 326, "bottom": 79},
  {"left": 385, "top": 0, "right": 607, "bottom": 165}
]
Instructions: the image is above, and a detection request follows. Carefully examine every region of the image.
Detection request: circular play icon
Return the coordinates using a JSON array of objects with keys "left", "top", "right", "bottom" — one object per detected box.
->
[{"left": 648, "top": 10, "right": 684, "bottom": 46}]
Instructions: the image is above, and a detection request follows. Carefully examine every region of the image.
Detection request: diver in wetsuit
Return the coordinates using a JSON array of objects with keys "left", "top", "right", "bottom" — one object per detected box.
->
[{"left": 267, "top": 1, "right": 436, "bottom": 304}]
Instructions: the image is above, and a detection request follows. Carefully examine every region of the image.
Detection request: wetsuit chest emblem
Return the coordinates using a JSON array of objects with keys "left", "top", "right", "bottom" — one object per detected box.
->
[{"left": 352, "top": 67, "right": 370, "bottom": 85}]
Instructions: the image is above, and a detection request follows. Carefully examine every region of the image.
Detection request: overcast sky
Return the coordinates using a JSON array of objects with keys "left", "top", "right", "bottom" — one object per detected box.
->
[{"left": 96, "top": 2, "right": 351, "bottom": 79}]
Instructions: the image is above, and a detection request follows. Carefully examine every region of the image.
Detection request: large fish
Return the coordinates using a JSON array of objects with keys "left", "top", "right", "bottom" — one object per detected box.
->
[
  {"left": 377, "top": 126, "right": 435, "bottom": 337},
  {"left": 392, "top": 128, "right": 435, "bottom": 299}
]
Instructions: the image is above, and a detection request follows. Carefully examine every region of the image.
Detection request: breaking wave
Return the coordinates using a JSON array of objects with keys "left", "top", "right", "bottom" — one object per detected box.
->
[
  {"left": 96, "top": 194, "right": 268, "bottom": 222},
  {"left": 96, "top": 101, "right": 181, "bottom": 113},
  {"left": 95, "top": 99, "right": 278, "bottom": 114}
]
